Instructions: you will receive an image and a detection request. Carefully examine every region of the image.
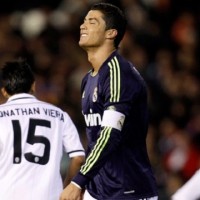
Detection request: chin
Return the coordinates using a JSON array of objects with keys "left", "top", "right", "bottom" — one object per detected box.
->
[
  {"left": 79, "top": 42, "right": 88, "bottom": 49},
  {"left": 79, "top": 41, "right": 84, "bottom": 46}
]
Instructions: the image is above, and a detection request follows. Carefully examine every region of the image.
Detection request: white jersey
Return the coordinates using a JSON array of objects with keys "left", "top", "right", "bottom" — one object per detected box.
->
[{"left": 0, "top": 93, "right": 85, "bottom": 200}]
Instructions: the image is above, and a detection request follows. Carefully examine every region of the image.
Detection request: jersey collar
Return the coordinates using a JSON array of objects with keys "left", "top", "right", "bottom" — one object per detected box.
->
[{"left": 7, "top": 93, "right": 36, "bottom": 102}]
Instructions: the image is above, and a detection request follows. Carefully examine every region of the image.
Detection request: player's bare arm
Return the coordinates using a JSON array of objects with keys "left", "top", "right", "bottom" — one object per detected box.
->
[{"left": 63, "top": 156, "right": 85, "bottom": 187}]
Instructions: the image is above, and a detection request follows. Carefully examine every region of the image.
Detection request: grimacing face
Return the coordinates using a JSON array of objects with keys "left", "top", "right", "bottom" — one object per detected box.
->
[{"left": 79, "top": 10, "right": 108, "bottom": 49}]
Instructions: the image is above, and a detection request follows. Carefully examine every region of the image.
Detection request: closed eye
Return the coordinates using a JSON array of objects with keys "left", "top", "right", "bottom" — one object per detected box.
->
[
  {"left": 89, "top": 19, "right": 97, "bottom": 24},
  {"left": 82, "top": 17, "right": 99, "bottom": 26}
]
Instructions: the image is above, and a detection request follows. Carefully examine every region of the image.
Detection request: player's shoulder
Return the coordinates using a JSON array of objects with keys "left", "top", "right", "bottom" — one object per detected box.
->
[
  {"left": 100, "top": 52, "right": 130, "bottom": 79},
  {"left": 103, "top": 51, "right": 129, "bottom": 71},
  {"left": 37, "top": 100, "right": 66, "bottom": 114},
  {"left": 0, "top": 102, "right": 7, "bottom": 108},
  {"left": 37, "top": 100, "right": 72, "bottom": 121}
]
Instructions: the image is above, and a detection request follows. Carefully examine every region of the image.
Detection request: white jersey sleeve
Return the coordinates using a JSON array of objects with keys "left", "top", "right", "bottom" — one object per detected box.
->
[
  {"left": 171, "top": 169, "right": 200, "bottom": 200},
  {"left": 62, "top": 112, "right": 85, "bottom": 158}
]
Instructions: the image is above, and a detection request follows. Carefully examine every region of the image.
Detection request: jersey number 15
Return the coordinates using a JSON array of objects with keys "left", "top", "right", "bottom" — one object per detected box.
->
[{"left": 12, "top": 118, "right": 51, "bottom": 165}]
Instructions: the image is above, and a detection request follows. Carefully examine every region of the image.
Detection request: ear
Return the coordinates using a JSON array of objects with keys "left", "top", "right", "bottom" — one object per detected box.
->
[
  {"left": 106, "top": 29, "right": 118, "bottom": 40},
  {"left": 1, "top": 87, "right": 10, "bottom": 99},
  {"left": 30, "top": 82, "right": 36, "bottom": 94}
]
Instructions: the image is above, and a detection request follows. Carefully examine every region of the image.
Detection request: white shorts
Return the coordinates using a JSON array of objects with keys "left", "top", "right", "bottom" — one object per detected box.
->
[
  {"left": 84, "top": 190, "right": 158, "bottom": 200},
  {"left": 83, "top": 190, "right": 97, "bottom": 200}
]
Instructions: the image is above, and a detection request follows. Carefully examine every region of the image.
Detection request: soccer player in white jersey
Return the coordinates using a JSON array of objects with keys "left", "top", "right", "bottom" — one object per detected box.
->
[
  {"left": 171, "top": 168, "right": 200, "bottom": 200},
  {"left": 0, "top": 60, "right": 85, "bottom": 200}
]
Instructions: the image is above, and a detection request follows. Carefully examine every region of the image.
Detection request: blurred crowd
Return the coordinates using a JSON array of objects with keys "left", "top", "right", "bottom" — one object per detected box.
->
[{"left": 0, "top": 0, "right": 200, "bottom": 199}]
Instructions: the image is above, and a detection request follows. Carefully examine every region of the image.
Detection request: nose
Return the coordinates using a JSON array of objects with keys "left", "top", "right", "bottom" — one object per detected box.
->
[{"left": 80, "top": 23, "right": 86, "bottom": 30}]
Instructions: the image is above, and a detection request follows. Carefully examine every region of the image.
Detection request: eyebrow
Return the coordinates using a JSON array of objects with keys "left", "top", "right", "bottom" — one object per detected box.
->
[{"left": 84, "top": 17, "right": 99, "bottom": 24}]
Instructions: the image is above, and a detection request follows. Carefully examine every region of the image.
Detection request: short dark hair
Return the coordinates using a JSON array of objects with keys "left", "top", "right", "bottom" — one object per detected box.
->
[
  {"left": 90, "top": 3, "right": 127, "bottom": 48},
  {"left": 1, "top": 59, "right": 35, "bottom": 95}
]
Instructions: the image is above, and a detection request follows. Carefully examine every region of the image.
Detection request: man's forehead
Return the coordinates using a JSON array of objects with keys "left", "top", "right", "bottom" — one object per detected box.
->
[{"left": 85, "top": 10, "right": 104, "bottom": 20}]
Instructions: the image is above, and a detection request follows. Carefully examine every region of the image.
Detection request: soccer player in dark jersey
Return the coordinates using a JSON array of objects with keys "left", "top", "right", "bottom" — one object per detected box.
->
[{"left": 60, "top": 2, "right": 158, "bottom": 200}]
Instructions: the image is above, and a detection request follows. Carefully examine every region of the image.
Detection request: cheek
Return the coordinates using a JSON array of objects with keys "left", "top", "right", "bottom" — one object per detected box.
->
[{"left": 92, "top": 30, "right": 105, "bottom": 41}]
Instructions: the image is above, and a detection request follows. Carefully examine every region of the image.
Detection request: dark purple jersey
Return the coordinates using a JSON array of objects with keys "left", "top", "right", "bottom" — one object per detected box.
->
[{"left": 73, "top": 51, "right": 158, "bottom": 199}]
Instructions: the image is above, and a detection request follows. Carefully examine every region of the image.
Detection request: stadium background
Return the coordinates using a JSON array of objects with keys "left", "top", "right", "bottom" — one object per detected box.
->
[{"left": 0, "top": 0, "right": 200, "bottom": 199}]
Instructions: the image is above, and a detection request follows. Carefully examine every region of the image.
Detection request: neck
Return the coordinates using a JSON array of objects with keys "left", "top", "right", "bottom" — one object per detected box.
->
[{"left": 86, "top": 46, "right": 116, "bottom": 74}]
